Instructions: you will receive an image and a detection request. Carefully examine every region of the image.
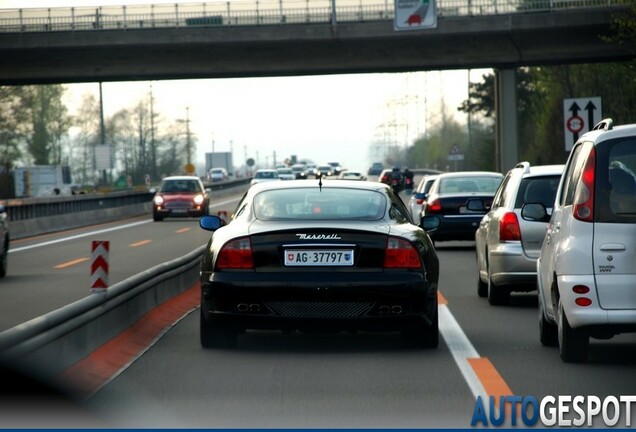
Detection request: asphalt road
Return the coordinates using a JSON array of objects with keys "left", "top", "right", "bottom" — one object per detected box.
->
[{"left": 3, "top": 180, "right": 636, "bottom": 429}]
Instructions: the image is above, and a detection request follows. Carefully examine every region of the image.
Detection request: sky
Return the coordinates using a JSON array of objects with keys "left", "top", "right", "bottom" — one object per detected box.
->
[{"left": 0, "top": 0, "right": 492, "bottom": 174}]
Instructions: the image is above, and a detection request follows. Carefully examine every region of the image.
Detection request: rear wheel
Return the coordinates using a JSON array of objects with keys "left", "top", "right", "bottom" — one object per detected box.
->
[
  {"left": 558, "top": 301, "right": 589, "bottom": 363},
  {"left": 538, "top": 294, "right": 558, "bottom": 347},
  {"left": 200, "top": 308, "right": 238, "bottom": 349},
  {"left": 402, "top": 301, "right": 439, "bottom": 348},
  {"left": 0, "top": 239, "right": 7, "bottom": 278},
  {"left": 487, "top": 269, "right": 509, "bottom": 306},
  {"left": 477, "top": 252, "right": 487, "bottom": 298}
]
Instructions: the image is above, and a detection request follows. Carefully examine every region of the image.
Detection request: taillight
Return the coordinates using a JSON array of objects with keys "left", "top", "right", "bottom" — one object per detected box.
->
[
  {"left": 499, "top": 212, "right": 521, "bottom": 241},
  {"left": 384, "top": 237, "right": 422, "bottom": 269},
  {"left": 216, "top": 237, "right": 254, "bottom": 270},
  {"left": 573, "top": 148, "right": 595, "bottom": 222},
  {"left": 416, "top": 198, "right": 424, "bottom": 205},
  {"left": 426, "top": 198, "right": 442, "bottom": 214}
]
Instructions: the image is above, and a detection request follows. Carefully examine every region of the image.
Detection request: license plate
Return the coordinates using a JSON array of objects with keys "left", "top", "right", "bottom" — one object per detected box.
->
[
  {"left": 171, "top": 208, "right": 188, "bottom": 214},
  {"left": 285, "top": 249, "right": 354, "bottom": 266}
]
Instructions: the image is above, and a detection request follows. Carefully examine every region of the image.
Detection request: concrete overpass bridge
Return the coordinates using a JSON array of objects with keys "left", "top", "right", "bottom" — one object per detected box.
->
[{"left": 0, "top": 0, "right": 633, "bottom": 170}]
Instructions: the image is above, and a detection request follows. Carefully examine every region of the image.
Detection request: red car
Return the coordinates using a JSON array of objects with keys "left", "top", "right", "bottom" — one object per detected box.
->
[{"left": 152, "top": 176, "right": 210, "bottom": 221}]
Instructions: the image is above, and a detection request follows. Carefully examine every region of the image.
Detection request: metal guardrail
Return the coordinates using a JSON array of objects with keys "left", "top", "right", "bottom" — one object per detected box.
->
[
  {"left": 0, "top": 244, "right": 204, "bottom": 385},
  {"left": 2, "top": 178, "right": 251, "bottom": 239},
  {"left": 0, "top": 0, "right": 631, "bottom": 33}
]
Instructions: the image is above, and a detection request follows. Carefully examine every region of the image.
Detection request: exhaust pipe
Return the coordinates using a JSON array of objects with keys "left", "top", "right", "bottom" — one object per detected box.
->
[
  {"left": 237, "top": 303, "right": 261, "bottom": 313},
  {"left": 378, "top": 305, "right": 403, "bottom": 315}
]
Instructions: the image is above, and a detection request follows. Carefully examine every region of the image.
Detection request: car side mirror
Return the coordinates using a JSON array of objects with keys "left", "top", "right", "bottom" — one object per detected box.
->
[
  {"left": 420, "top": 215, "right": 441, "bottom": 232},
  {"left": 199, "top": 215, "right": 223, "bottom": 231},
  {"left": 466, "top": 198, "right": 485, "bottom": 212},
  {"left": 521, "top": 203, "right": 550, "bottom": 222}
]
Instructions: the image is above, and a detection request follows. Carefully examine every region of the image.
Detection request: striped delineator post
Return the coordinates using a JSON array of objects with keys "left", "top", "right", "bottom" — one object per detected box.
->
[{"left": 90, "top": 240, "right": 109, "bottom": 293}]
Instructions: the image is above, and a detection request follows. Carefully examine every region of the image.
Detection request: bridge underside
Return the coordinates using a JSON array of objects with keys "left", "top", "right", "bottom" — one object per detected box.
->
[{"left": 0, "top": 8, "right": 633, "bottom": 85}]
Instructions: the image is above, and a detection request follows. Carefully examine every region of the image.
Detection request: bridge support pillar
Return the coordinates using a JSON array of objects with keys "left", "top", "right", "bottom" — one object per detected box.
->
[{"left": 495, "top": 68, "right": 519, "bottom": 173}]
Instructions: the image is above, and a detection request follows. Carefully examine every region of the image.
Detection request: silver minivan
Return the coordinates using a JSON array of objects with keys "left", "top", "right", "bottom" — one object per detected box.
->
[{"left": 535, "top": 119, "right": 636, "bottom": 362}]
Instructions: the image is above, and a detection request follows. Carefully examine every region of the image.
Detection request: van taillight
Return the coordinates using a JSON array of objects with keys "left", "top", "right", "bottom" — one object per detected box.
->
[
  {"left": 499, "top": 212, "right": 521, "bottom": 241},
  {"left": 574, "top": 148, "right": 596, "bottom": 222},
  {"left": 427, "top": 199, "right": 442, "bottom": 213},
  {"left": 216, "top": 237, "right": 254, "bottom": 270},
  {"left": 384, "top": 237, "right": 422, "bottom": 269}
]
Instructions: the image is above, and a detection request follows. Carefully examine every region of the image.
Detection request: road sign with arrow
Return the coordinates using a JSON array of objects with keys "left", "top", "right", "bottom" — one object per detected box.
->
[{"left": 563, "top": 97, "right": 602, "bottom": 151}]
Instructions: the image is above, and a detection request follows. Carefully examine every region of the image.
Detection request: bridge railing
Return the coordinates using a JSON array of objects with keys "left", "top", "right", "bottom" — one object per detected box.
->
[{"left": 0, "top": 0, "right": 630, "bottom": 33}]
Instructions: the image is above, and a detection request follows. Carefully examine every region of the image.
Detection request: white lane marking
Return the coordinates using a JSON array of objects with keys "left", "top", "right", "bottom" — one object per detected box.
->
[
  {"left": 9, "top": 198, "right": 243, "bottom": 253},
  {"left": 439, "top": 303, "right": 489, "bottom": 401},
  {"left": 9, "top": 220, "right": 152, "bottom": 253},
  {"left": 9, "top": 195, "right": 242, "bottom": 254}
]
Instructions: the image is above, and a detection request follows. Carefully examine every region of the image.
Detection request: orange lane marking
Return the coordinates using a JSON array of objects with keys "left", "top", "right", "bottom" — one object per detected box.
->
[
  {"left": 57, "top": 283, "right": 200, "bottom": 399},
  {"left": 54, "top": 257, "right": 90, "bottom": 269},
  {"left": 468, "top": 357, "right": 518, "bottom": 418},
  {"left": 175, "top": 227, "right": 191, "bottom": 233},
  {"left": 129, "top": 239, "right": 152, "bottom": 247},
  {"left": 437, "top": 290, "right": 448, "bottom": 305}
]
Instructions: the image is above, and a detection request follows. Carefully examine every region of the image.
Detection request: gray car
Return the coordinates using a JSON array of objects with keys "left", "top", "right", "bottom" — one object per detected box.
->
[{"left": 474, "top": 162, "right": 564, "bottom": 305}]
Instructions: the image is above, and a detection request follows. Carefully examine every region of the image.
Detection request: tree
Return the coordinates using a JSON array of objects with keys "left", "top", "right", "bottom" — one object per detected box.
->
[{"left": 22, "top": 85, "right": 70, "bottom": 165}]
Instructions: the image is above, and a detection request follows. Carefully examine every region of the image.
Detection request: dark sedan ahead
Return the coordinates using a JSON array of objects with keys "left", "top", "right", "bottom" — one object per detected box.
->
[
  {"left": 198, "top": 179, "right": 440, "bottom": 349},
  {"left": 420, "top": 171, "right": 504, "bottom": 243}
]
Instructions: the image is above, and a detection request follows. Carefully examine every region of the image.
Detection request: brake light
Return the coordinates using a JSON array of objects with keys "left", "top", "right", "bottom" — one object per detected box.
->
[
  {"left": 216, "top": 237, "right": 254, "bottom": 270},
  {"left": 573, "top": 148, "right": 595, "bottom": 222},
  {"left": 499, "top": 212, "right": 521, "bottom": 241},
  {"left": 426, "top": 198, "right": 442, "bottom": 213},
  {"left": 384, "top": 237, "right": 422, "bottom": 269}
]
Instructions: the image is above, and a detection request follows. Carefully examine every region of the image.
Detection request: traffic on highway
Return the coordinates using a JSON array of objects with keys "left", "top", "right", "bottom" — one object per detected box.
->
[{"left": 1, "top": 169, "right": 635, "bottom": 428}]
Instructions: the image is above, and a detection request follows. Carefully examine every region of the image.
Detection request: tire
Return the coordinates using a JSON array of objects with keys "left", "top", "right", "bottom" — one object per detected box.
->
[
  {"left": 153, "top": 213, "right": 163, "bottom": 222},
  {"left": 402, "top": 300, "right": 439, "bottom": 348},
  {"left": 487, "top": 269, "right": 509, "bottom": 306},
  {"left": 538, "top": 294, "right": 558, "bottom": 347},
  {"left": 477, "top": 252, "right": 487, "bottom": 298},
  {"left": 200, "top": 308, "right": 238, "bottom": 349},
  {"left": 0, "top": 240, "right": 7, "bottom": 278},
  {"left": 558, "top": 301, "right": 589, "bottom": 363}
]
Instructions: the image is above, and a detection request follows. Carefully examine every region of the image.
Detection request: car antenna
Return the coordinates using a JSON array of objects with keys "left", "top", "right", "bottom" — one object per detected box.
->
[{"left": 318, "top": 173, "right": 323, "bottom": 191}]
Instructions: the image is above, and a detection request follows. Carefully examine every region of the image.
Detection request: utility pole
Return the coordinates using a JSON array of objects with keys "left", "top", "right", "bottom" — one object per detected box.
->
[{"left": 185, "top": 106, "right": 192, "bottom": 166}]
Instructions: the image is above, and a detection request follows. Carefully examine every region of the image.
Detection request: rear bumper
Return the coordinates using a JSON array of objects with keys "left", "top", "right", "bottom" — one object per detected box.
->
[
  {"left": 201, "top": 272, "right": 437, "bottom": 331},
  {"left": 558, "top": 275, "right": 636, "bottom": 333},
  {"left": 489, "top": 243, "right": 537, "bottom": 291},
  {"left": 430, "top": 215, "right": 483, "bottom": 241}
]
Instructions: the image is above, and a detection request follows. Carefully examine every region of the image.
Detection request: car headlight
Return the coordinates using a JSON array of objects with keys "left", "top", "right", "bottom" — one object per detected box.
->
[
  {"left": 153, "top": 195, "right": 164, "bottom": 205},
  {"left": 193, "top": 194, "right": 205, "bottom": 205}
]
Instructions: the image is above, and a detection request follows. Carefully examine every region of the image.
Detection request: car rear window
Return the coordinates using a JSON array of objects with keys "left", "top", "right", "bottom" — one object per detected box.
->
[
  {"left": 595, "top": 137, "right": 636, "bottom": 222},
  {"left": 254, "top": 188, "right": 387, "bottom": 221},
  {"left": 439, "top": 176, "right": 501, "bottom": 193},
  {"left": 514, "top": 176, "right": 561, "bottom": 209}
]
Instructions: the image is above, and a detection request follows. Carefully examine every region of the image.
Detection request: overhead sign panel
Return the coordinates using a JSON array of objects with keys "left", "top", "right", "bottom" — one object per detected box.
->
[
  {"left": 563, "top": 97, "right": 602, "bottom": 151},
  {"left": 394, "top": 0, "right": 437, "bottom": 31}
]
